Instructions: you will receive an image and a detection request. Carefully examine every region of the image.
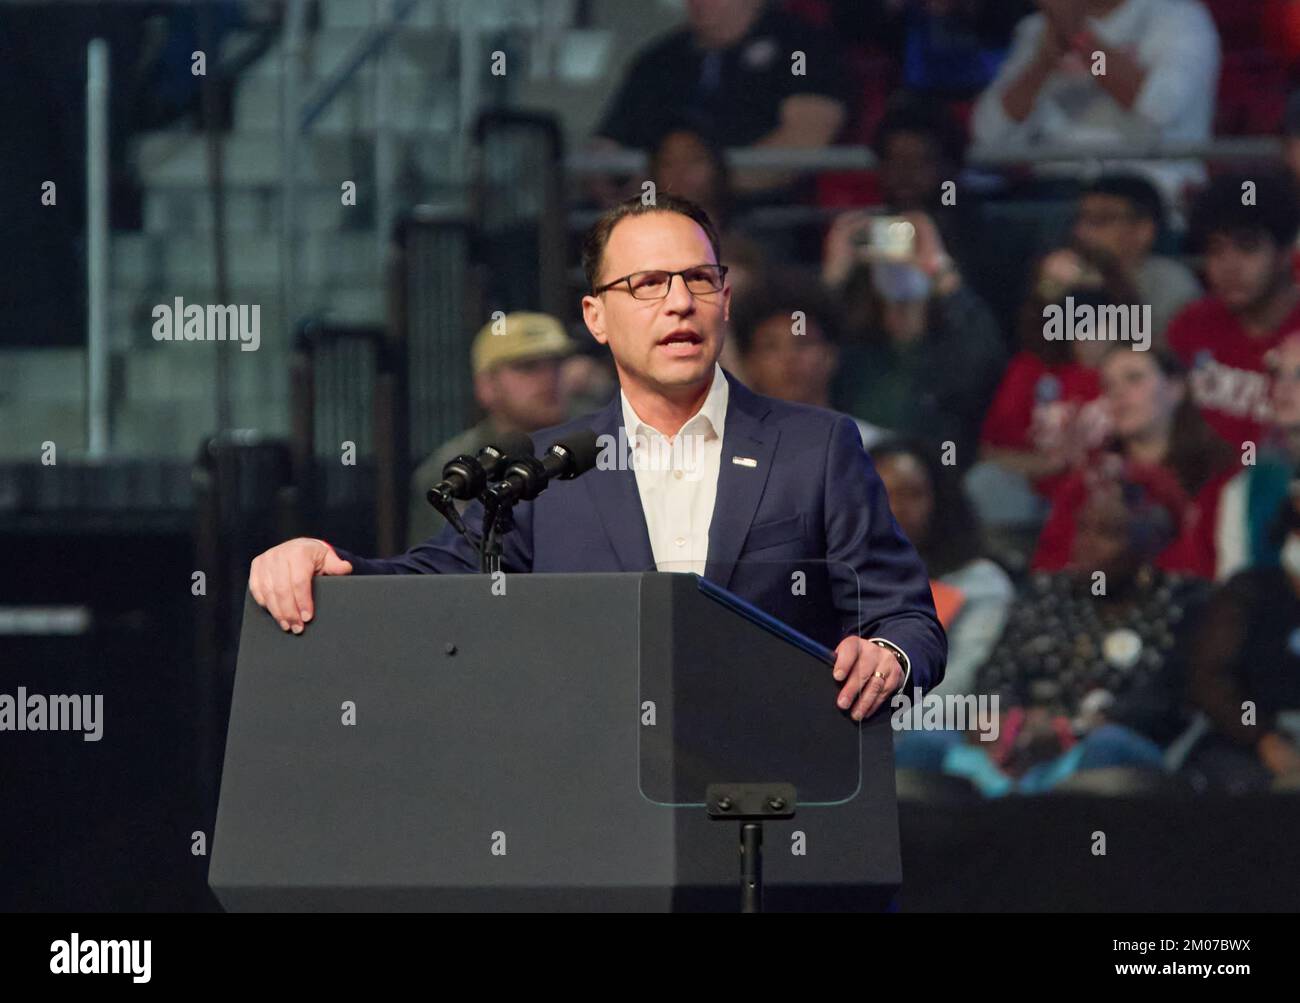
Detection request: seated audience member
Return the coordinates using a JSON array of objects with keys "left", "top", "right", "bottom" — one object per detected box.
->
[
  {"left": 970, "top": 244, "right": 1134, "bottom": 520},
  {"left": 647, "top": 122, "right": 769, "bottom": 302},
  {"left": 407, "top": 313, "right": 574, "bottom": 546},
  {"left": 560, "top": 340, "right": 619, "bottom": 417},
  {"left": 649, "top": 123, "right": 735, "bottom": 241},
  {"left": 898, "top": 464, "right": 1206, "bottom": 795},
  {"left": 1183, "top": 332, "right": 1300, "bottom": 581},
  {"left": 970, "top": 0, "right": 1220, "bottom": 211},
  {"left": 873, "top": 437, "right": 1014, "bottom": 695},
  {"left": 823, "top": 211, "right": 1005, "bottom": 467},
  {"left": 1181, "top": 494, "right": 1300, "bottom": 793},
  {"left": 1165, "top": 172, "right": 1300, "bottom": 450},
  {"left": 730, "top": 272, "right": 887, "bottom": 446},
  {"left": 589, "top": 0, "right": 848, "bottom": 199},
  {"left": 646, "top": 124, "right": 771, "bottom": 381},
  {"left": 1072, "top": 174, "right": 1201, "bottom": 340},
  {"left": 1032, "top": 345, "right": 1234, "bottom": 574}
]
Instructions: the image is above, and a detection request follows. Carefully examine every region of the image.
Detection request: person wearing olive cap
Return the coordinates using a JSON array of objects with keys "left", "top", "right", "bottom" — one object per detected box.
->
[{"left": 407, "top": 312, "right": 575, "bottom": 545}]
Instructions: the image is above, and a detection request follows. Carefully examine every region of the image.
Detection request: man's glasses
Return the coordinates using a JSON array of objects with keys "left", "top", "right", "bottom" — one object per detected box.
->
[{"left": 593, "top": 264, "right": 729, "bottom": 300}]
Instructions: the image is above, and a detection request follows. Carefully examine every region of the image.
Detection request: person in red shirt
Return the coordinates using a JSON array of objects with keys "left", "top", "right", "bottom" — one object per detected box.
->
[
  {"left": 1166, "top": 172, "right": 1300, "bottom": 450},
  {"left": 1174, "top": 332, "right": 1300, "bottom": 582},
  {"left": 977, "top": 244, "right": 1136, "bottom": 501},
  {"left": 1032, "top": 345, "right": 1235, "bottom": 575}
]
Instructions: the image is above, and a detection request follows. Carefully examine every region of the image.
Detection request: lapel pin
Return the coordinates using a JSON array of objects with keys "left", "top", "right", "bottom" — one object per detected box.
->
[{"left": 731, "top": 456, "right": 758, "bottom": 467}]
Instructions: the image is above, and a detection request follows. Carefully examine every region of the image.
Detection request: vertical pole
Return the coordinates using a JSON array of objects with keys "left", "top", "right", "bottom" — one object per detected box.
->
[
  {"left": 741, "top": 822, "right": 763, "bottom": 914},
  {"left": 458, "top": 0, "right": 480, "bottom": 177},
  {"left": 374, "top": 0, "right": 396, "bottom": 266},
  {"left": 197, "top": 5, "right": 231, "bottom": 435},
  {"left": 281, "top": 0, "right": 309, "bottom": 350},
  {"left": 86, "top": 39, "right": 110, "bottom": 457}
]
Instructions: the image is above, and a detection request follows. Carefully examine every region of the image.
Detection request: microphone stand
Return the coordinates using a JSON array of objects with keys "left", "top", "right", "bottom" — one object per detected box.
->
[
  {"left": 475, "top": 436, "right": 594, "bottom": 573},
  {"left": 479, "top": 503, "right": 512, "bottom": 575},
  {"left": 476, "top": 459, "right": 536, "bottom": 574},
  {"left": 478, "top": 493, "right": 510, "bottom": 574}
]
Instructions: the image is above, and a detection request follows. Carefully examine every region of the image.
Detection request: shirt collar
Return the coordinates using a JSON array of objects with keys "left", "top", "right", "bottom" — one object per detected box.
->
[{"left": 620, "top": 363, "right": 728, "bottom": 441}]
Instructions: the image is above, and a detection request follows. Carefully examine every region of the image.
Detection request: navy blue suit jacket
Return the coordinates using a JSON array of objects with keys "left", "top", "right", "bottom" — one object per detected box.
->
[{"left": 337, "top": 372, "right": 946, "bottom": 693}]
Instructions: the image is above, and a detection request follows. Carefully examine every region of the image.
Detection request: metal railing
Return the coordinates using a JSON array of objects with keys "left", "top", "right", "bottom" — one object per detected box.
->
[{"left": 564, "top": 137, "right": 1285, "bottom": 176}]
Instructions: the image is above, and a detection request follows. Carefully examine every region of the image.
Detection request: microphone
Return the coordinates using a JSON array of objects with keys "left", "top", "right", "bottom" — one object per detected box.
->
[
  {"left": 482, "top": 429, "right": 601, "bottom": 509},
  {"left": 426, "top": 432, "right": 535, "bottom": 510}
]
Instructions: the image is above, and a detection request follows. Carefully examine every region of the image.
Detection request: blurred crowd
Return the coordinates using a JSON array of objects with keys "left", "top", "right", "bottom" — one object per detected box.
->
[{"left": 423, "top": 0, "right": 1300, "bottom": 796}]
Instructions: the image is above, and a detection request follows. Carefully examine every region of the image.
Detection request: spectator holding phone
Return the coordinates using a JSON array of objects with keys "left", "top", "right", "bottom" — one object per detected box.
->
[
  {"left": 823, "top": 98, "right": 1001, "bottom": 312},
  {"left": 822, "top": 210, "right": 1005, "bottom": 467}
]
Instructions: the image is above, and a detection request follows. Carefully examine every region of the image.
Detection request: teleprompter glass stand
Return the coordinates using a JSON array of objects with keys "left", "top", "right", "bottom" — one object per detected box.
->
[{"left": 707, "top": 782, "right": 797, "bottom": 914}]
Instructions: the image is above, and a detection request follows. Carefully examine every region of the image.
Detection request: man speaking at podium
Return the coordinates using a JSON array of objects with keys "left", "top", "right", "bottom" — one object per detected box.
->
[{"left": 248, "top": 195, "right": 946, "bottom": 721}]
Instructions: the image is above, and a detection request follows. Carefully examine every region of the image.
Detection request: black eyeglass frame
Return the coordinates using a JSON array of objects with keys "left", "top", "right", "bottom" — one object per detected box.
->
[{"left": 591, "top": 264, "right": 730, "bottom": 299}]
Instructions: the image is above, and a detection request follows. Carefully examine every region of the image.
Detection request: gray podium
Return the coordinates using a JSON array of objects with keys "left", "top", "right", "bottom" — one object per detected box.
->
[{"left": 209, "top": 573, "right": 901, "bottom": 911}]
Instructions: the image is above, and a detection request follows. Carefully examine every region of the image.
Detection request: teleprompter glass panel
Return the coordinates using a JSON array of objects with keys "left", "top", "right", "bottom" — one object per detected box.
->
[{"left": 636, "top": 559, "right": 863, "bottom": 808}]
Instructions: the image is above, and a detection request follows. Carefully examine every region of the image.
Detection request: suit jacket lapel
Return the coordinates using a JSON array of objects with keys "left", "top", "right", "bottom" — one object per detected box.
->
[
  {"left": 583, "top": 394, "right": 657, "bottom": 572},
  {"left": 706, "top": 374, "right": 778, "bottom": 590}
]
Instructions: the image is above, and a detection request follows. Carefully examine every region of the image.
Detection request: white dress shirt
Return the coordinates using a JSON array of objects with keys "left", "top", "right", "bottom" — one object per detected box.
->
[
  {"left": 619, "top": 364, "right": 914, "bottom": 691},
  {"left": 621, "top": 363, "right": 728, "bottom": 576}
]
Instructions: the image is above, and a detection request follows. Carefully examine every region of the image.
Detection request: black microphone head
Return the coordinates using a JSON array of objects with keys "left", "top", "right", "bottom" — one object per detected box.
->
[
  {"left": 493, "top": 431, "right": 536, "bottom": 463},
  {"left": 476, "top": 432, "right": 535, "bottom": 480},
  {"left": 436, "top": 453, "right": 483, "bottom": 501},
  {"left": 440, "top": 453, "right": 479, "bottom": 481},
  {"left": 547, "top": 428, "right": 601, "bottom": 480}
]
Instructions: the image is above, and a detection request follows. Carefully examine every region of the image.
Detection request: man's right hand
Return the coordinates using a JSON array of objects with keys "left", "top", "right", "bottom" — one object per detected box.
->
[{"left": 248, "top": 538, "right": 353, "bottom": 634}]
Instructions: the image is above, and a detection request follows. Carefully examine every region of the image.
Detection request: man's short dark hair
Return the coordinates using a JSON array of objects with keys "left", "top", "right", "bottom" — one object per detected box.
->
[
  {"left": 1080, "top": 173, "right": 1165, "bottom": 232},
  {"left": 581, "top": 194, "right": 723, "bottom": 292},
  {"left": 1188, "top": 172, "right": 1300, "bottom": 253},
  {"left": 730, "top": 270, "right": 837, "bottom": 356}
]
